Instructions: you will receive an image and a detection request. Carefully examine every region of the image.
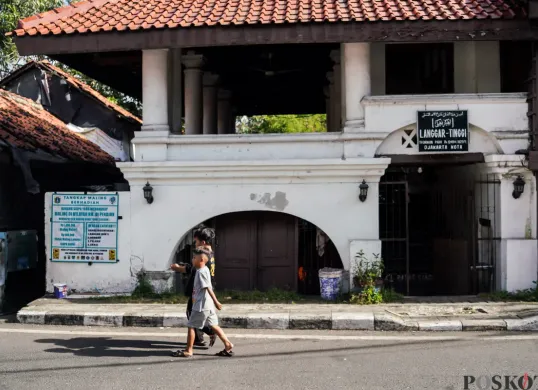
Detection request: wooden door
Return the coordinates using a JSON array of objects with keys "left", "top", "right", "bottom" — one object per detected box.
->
[
  {"left": 215, "top": 212, "right": 256, "bottom": 291},
  {"left": 256, "top": 212, "right": 297, "bottom": 291},
  {"left": 215, "top": 211, "right": 297, "bottom": 291}
]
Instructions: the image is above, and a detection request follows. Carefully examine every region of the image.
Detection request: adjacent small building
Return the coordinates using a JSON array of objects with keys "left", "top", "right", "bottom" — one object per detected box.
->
[
  {"left": 0, "top": 60, "right": 141, "bottom": 162},
  {"left": 0, "top": 88, "right": 124, "bottom": 312}
]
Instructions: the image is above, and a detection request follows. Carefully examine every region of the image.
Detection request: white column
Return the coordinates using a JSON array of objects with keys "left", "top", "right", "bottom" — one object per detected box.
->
[
  {"left": 142, "top": 49, "right": 169, "bottom": 132},
  {"left": 203, "top": 73, "right": 219, "bottom": 135},
  {"left": 342, "top": 43, "right": 371, "bottom": 132},
  {"left": 182, "top": 52, "right": 205, "bottom": 135},
  {"left": 218, "top": 89, "right": 232, "bottom": 135},
  {"left": 330, "top": 50, "right": 342, "bottom": 132},
  {"left": 169, "top": 48, "right": 183, "bottom": 134}
]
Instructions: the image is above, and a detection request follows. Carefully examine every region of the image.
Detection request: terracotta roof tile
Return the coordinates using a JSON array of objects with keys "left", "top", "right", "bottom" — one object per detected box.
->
[
  {"left": 0, "top": 89, "right": 114, "bottom": 165},
  {"left": 8, "top": 0, "right": 525, "bottom": 37}
]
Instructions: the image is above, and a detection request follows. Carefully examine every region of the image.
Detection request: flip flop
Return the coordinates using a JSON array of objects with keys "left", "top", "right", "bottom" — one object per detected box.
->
[
  {"left": 215, "top": 349, "right": 234, "bottom": 357},
  {"left": 171, "top": 350, "right": 193, "bottom": 358},
  {"left": 209, "top": 334, "right": 217, "bottom": 348}
]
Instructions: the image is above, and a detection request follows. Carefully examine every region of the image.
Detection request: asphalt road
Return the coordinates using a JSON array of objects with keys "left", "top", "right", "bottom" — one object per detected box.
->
[{"left": 0, "top": 323, "right": 537, "bottom": 390}]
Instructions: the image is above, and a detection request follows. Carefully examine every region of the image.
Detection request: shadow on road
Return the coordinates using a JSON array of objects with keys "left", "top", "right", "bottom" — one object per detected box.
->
[
  {"left": 32, "top": 337, "right": 213, "bottom": 358},
  {"left": 24, "top": 336, "right": 469, "bottom": 363}
]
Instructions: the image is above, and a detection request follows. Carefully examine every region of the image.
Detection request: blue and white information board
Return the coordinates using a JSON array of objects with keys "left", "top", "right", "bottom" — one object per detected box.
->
[{"left": 50, "top": 194, "right": 119, "bottom": 263}]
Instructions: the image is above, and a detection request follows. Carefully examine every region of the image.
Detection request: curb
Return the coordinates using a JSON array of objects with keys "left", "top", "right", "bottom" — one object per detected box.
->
[{"left": 16, "top": 310, "right": 538, "bottom": 331}]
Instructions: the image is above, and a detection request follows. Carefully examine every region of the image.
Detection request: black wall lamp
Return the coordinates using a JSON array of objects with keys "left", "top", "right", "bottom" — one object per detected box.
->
[
  {"left": 512, "top": 176, "right": 526, "bottom": 199},
  {"left": 143, "top": 182, "right": 154, "bottom": 204},
  {"left": 359, "top": 180, "right": 369, "bottom": 202}
]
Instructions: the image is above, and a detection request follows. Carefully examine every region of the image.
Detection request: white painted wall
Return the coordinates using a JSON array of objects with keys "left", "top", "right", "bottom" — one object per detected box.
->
[
  {"left": 133, "top": 131, "right": 386, "bottom": 161},
  {"left": 44, "top": 192, "right": 134, "bottom": 294},
  {"left": 119, "top": 158, "right": 390, "bottom": 292},
  {"left": 366, "top": 94, "right": 529, "bottom": 156},
  {"left": 482, "top": 156, "right": 538, "bottom": 292},
  {"left": 502, "top": 240, "right": 538, "bottom": 292}
]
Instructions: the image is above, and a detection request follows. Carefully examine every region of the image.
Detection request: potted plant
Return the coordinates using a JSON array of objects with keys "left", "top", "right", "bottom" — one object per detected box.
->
[{"left": 352, "top": 250, "right": 384, "bottom": 293}]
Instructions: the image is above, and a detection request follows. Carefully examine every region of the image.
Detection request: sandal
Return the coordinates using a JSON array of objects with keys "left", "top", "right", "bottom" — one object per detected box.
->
[
  {"left": 209, "top": 334, "right": 217, "bottom": 348},
  {"left": 171, "top": 350, "right": 193, "bottom": 358},
  {"left": 215, "top": 349, "right": 234, "bottom": 357}
]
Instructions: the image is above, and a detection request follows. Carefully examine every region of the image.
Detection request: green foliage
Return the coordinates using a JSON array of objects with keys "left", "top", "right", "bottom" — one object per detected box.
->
[
  {"left": 0, "top": 0, "right": 141, "bottom": 117},
  {"left": 381, "top": 287, "right": 404, "bottom": 303},
  {"left": 349, "top": 250, "right": 385, "bottom": 305},
  {"left": 352, "top": 250, "right": 384, "bottom": 287},
  {"left": 220, "top": 288, "right": 301, "bottom": 303},
  {"left": 485, "top": 281, "right": 538, "bottom": 302},
  {"left": 350, "top": 285, "right": 383, "bottom": 304},
  {"left": 0, "top": 0, "right": 65, "bottom": 78},
  {"left": 236, "top": 114, "right": 327, "bottom": 134},
  {"left": 131, "top": 271, "right": 155, "bottom": 299}
]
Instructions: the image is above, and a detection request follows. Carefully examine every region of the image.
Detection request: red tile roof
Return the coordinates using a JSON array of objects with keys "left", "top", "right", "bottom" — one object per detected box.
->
[
  {"left": 0, "top": 89, "right": 114, "bottom": 165},
  {"left": 2, "top": 61, "right": 141, "bottom": 125},
  {"left": 10, "top": 0, "right": 525, "bottom": 37}
]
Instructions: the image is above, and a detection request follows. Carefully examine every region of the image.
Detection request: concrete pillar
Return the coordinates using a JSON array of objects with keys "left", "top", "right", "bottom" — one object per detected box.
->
[
  {"left": 142, "top": 49, "right": 169, "bottom": 132},
  {"left": 182, "top": 52, "right": 205, "bottom": 135},
  {"left": 218, "top": 89, "right": 232, "bottom": 135},
  {"left": 203, "top": 73, "right": 219, "bottom": 135},
  {"left": 342, "top": 43, "right": 371, "bottom": 132},
  {"left": 454, "top": 42, "right": 501, "bottom": 93},
  {"left": 330, "top": 49, "right": 342, "bottom": 132},
  {"left": 169, "top": 48, "right": 183, "bottom": 134}
]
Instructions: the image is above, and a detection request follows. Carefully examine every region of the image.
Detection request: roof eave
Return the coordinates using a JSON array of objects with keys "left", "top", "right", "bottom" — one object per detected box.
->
[{"left": 13, "top": 19, "right": 538, "bottom": 57}]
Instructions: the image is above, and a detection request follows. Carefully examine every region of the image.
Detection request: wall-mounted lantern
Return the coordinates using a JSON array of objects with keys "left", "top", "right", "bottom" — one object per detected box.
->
[
  {"left": 143, "top": 182, "right": 154, "bottom": 204},
  {"left": 512, "top": 176, "right": 526, "bottom": 199},
  {"left": 359, "top": 180, "right": 369, "bottom": 202}
]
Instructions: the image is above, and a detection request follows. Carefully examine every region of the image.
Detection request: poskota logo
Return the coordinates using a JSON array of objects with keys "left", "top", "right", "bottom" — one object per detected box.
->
[{"left": 464, "top": 373, "right": 537, "bottom": 390}]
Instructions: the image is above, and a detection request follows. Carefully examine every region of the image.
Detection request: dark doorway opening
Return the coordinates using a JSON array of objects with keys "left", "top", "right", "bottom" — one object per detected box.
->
[
  {"left": 174, "top": 211, "right": 343, "bottom": 294},
  {"left": 379, "top": 164, "right": 499, "bottom": 296}
]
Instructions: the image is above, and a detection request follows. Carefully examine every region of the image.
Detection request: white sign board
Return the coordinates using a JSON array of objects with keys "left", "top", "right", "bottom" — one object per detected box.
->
[{"left": 50, "top": 194, "right": 119, "bottom": 263}]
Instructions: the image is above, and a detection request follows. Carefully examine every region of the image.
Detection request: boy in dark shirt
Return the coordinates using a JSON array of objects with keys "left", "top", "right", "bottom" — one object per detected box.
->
[{"left": 170, "top": 225, "right": 216, "bottom": 347}]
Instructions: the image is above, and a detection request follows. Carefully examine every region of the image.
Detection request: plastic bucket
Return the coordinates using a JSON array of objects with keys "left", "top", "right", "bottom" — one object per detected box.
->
[
  {"left": 318, "top": 268, "right": 343, "bottom": 301},
  {"left": 53, "top": 284, "right": 67, "bottom": 299}
]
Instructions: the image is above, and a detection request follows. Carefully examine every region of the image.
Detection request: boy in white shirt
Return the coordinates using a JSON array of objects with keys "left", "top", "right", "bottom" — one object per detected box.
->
[{"left": 173, "top": 248, "right": 234, "bottom": 358}]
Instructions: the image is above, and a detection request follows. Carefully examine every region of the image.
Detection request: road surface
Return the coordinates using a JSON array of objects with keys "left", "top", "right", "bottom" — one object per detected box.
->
[{"left": 0, "top": 322, "right": 537, "bottom": 390}]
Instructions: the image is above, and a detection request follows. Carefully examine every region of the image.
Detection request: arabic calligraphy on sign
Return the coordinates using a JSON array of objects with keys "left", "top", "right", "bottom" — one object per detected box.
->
[{"left": 420, "top": 111, "right": 464, "bottom": 119}]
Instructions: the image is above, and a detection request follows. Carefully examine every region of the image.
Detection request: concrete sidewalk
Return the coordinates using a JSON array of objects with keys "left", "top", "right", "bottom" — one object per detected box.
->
[{"left": 16, "top": 298, "right": 538, "bottom": 331}]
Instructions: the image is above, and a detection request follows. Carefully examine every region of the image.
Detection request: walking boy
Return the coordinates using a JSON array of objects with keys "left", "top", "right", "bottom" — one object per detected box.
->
[
  {"left": 173, "top": 247, "right": 234, "bottom": 358},
  {"left": 171, "top": 225, "right": 216, "bottom": 347}
]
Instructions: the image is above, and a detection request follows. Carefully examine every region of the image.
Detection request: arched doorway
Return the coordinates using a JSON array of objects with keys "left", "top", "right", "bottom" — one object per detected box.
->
[{"left": 174, "top": 211, "right": 343, "bottom": 294}]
